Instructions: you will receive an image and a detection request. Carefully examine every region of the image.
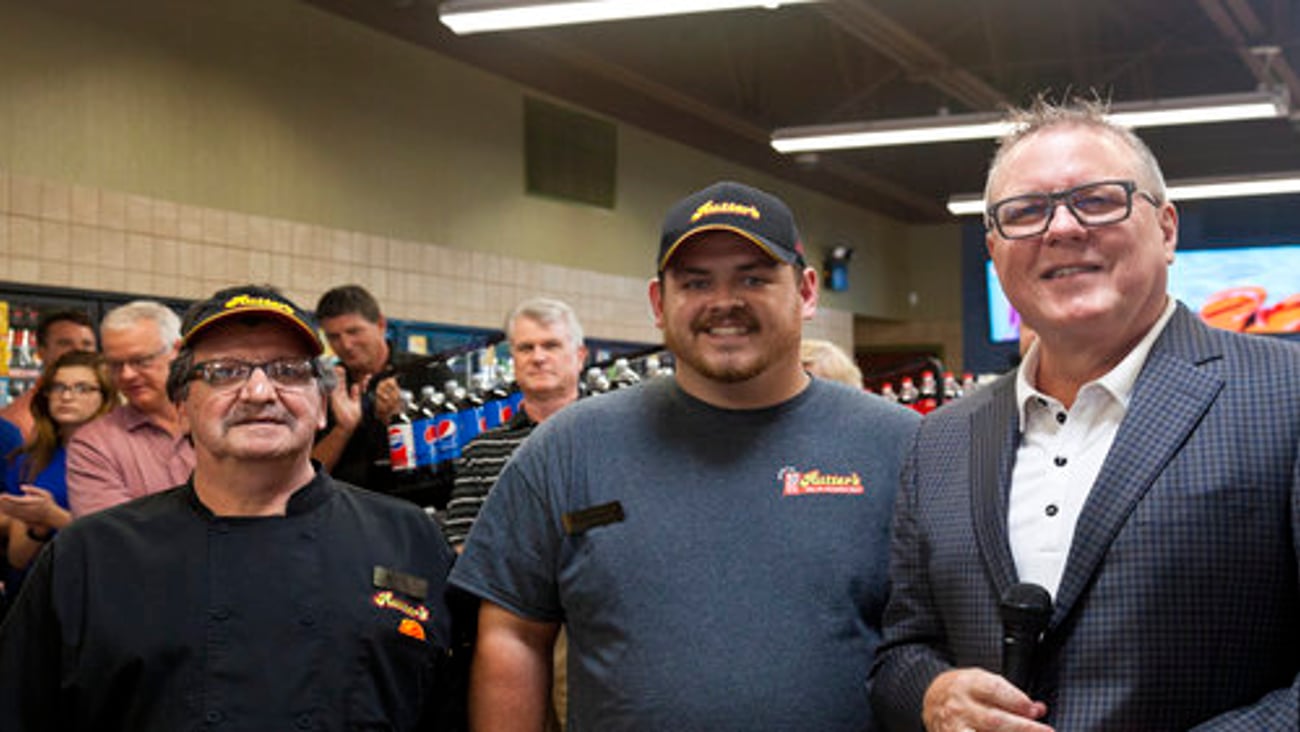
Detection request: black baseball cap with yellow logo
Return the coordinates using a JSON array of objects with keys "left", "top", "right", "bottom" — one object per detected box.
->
[
  {"left": 658, "top": 180, "right": 806, "bottom": 273},
  {"left": 180, "top": 285, "right": 323, "bottom": 356}
]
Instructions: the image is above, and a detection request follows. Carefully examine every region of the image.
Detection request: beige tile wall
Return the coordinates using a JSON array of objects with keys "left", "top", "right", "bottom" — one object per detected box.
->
[{"left": 0, "top": 170, "right": 852, "bottom": 348}]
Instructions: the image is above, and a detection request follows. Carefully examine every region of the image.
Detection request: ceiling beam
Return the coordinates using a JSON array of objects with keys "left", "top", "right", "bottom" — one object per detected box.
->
[
  {"left": 1198, "top": 0, "right": 1300, "bottom": 103},
  {"left": 814, "top": 0, "right": 1008, "bottom": 111}
]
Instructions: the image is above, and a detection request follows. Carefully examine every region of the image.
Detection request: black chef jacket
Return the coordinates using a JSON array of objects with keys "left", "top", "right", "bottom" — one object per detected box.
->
[{"left": 0, "top": 467, "right": 459, "bottom": 731}]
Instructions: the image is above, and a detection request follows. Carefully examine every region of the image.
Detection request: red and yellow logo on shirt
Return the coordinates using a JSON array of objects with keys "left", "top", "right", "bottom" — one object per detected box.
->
[
  {"left": 372, "top": 590, "right": 430, "bottom": 622},
  {"left": 779, "top": 467, "right": 864, "bottom": 496}
]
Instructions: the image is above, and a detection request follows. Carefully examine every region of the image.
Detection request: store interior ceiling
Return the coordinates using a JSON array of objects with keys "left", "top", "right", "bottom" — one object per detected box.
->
[{"left": 306, "top": 0, "right": 1300, "bottom": 224}]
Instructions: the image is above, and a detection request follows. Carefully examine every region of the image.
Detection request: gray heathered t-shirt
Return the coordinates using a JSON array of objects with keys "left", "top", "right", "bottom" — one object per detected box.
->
[{"left": 451, "top": 376, "right": 919, "bottom": 731}]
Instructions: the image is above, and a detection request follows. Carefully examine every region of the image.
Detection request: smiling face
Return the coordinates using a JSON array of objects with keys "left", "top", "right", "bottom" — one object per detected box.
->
[
  {"left": 650, "top": 231, "right": 817, "bottom": 405},
  {"left": 180, "top": 321, "right": 326, "bottom": 465},
  {"left": 319, "top": 312, "right": 388, "bottom": 379},
  {"left": 39, "top": 320, "right": 96, "bottom": 364},
  {"left": 985, "top": 124, "right": 1178, "bottom": 353}
]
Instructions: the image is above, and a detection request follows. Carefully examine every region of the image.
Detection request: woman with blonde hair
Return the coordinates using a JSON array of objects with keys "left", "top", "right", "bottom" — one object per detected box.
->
[{"left": 800, "top": 339, "right": 863, "bottom": 389}]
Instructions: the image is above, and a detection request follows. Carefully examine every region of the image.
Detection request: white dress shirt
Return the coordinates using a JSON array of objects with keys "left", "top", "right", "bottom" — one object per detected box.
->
[{"left": 1008, "top": 299, "right": 1177, "bottom": 598}]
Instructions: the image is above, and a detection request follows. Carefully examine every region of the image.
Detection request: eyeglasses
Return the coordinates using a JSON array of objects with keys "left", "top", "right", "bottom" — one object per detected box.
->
[
  {"left": 45, "top": 383, "right": 101, "bottom": 398},
  {"left": 188, "top": 358, "right": 319, "bottom": 390},
  {"left": 986, "top": 179, "right": 1161, "bottom": 240},
  {"left": 106, "top": 345, "right": 171, "bottom": 374}
]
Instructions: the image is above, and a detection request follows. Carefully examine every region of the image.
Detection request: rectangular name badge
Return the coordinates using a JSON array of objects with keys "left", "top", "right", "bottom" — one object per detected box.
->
[
  {"left": 562, "top": 501, "right": 625, "bottom": 536},
  {"left": 373, "top": 566, "right": 429, "bottom": 600}
]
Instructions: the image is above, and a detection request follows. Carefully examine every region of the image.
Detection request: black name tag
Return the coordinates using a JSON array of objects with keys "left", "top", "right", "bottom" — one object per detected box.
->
[
  {"left": 562, "top": 501, "right": 625, "bottom": 535},
  {"left": 373, "top": 566, "right": 428, "bottom": 600}
]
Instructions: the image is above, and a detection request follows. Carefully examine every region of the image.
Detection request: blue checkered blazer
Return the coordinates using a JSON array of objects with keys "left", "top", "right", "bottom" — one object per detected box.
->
[{"left": 870, "top": 304, "right": 1300, "bottom": 731}]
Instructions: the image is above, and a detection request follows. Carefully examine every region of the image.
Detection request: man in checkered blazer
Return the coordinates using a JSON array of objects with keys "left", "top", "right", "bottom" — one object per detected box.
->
[{"left": 870, "top": 98, "right": 1300, "bottom": 731}]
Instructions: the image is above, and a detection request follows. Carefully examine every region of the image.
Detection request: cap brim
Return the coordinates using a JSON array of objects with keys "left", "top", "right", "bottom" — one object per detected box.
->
[
  {"left": 182, "top": 309, "right": 323, "bottom": 355},
  {"left": 659, "top": 224, "right": 797, "bottom": 272}
]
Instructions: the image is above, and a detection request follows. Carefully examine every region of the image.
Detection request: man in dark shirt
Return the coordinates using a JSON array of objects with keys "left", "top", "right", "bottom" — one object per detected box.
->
[
  {"left": 312, "top": 284, "right": 452, "bottom": 507},
  {"left": 0, "top": 284, "right": 459, "bottom": 731}
]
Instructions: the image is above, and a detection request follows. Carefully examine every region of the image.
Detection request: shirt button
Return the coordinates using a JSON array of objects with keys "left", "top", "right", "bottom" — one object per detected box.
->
[
  {"left": 295, "top": 713, "right": 313, "bottom": 729},
  {"left": 300, "top": 614, "right": 316, "bottom": 627},
  {"left": 1053, "top": 456, "right": 1067, "bottom": 467},
  {"left": 1055, "top": 412, "right": 1066, "bottom": 424},
  {"left": 1045, "top": 504, "right": 1059, "bottom": 517},
  {"left": 1035, "top": 397, "right": 1048, "bottom": 407},
  {"left": 205, "top": 709, "right": 224, "bottom": 724},
  {"left": 210, "top": 607, "right": 231, "bottom": 621}
]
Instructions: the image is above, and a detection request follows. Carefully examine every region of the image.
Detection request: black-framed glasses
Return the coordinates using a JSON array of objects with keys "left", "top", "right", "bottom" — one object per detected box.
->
[
  {"left": 986, "top": 179, "right": 1161, "bottom": 240},
  {"left": 188, "top": 358, "right": 319, "bottom": 390},
  {"left": 45, "top": 382, "right": 101, "bottom": 398},
  {"left": 106, "top": 345, "right": 171, "bottom": 373}
]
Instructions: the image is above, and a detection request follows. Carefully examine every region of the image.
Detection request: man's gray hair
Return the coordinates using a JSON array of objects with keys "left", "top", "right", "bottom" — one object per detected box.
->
[
  {"left": 983, "top": 95, "right": 1168, "bottom": 211},
  {"left": 100, "top": 300, "right": 182, "bottom": 348},
  {"left": 505, "top": 297, "right": 584, "bottom": 349}
]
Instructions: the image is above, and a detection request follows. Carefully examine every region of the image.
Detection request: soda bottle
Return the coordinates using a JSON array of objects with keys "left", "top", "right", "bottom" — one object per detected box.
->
[
  {"left": 942, "top": 371, "right": 963, "bottom": 403},
  {"left": 609, "top": 358, "right": 641, "bottom": 390},
  {"left": 897, "top": 376, "right": 920, "bottom": 411},
  {"left": 446, "top": 379, "right": 483, "bottom": 448},
  {"left": 429, "top": 382, "right": 458, "bottom": 463},
  {"left": 412, "top": 386, "right": 441, "bottom": 474},
  {"left": 583, "top": 366, "right": 610, "bottom": 396},
  {"left": 917, "top": 371, "right": 939, "bottom": 414},
  {"left": 879, "top": 382, "right": 899, "bottom": 402},
  {"left": 961, "top": 372, "right": 978, "bottom": 394},
  {"left": 387, "top": 389, "right": 418, "bottom": 473}
]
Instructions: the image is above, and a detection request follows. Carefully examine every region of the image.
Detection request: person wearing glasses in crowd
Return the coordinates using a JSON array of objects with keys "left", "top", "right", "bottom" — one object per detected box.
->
[
  {"left": 0, "top": 351, "right": 116, "bottom": 615},
  {"left": 65, "top": 300, "right": 195, "bottom": 518},
  {"left": 0, "top": 309, "right": 97, "bottom": 454},
  {"left": 870, "top": 98, "right": 1300, "bottom": 731},
  {"left": 0, "top": 285, "right": 460, "bottom": 730},
  {"left": 452, "top": 181, "right": 919, "bottom": 731}
]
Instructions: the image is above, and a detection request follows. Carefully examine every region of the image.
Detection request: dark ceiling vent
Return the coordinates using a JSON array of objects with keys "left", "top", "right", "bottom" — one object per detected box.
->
[{"left": 524, "top": 97, "right": 617, "bottom": 209}]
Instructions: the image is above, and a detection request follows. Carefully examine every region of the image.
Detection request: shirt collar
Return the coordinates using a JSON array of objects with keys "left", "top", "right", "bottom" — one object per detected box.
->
[{"left": 1016, "top": 298, "right": 1177, "bottom": 429}]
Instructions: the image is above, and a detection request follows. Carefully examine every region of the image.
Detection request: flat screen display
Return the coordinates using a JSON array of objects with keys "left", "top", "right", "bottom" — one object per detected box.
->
[{"left": 987, "top": 244, "right": 1300, "bottom": 342}]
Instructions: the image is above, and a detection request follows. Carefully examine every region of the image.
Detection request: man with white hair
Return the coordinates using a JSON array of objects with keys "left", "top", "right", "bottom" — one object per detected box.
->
[{"left": 66, "top": 300, "right": 195, "bottom": 517}]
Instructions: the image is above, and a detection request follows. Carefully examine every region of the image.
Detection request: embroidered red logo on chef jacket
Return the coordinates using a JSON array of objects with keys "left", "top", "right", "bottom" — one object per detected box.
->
[{"left": 779, "top": 467, "right": 865, "bottom": 496}]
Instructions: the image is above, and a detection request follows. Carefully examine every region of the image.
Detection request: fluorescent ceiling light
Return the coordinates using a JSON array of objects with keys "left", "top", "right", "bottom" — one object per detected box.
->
[
  {"left": 946, "top": 172, "right": 1300, "bottom": 217},
  {"left": 772, "top": 89, "right": 1289, "bottom": 154},
  {"left": 439, "top": 0, "right": 819, "bottom": 35}
]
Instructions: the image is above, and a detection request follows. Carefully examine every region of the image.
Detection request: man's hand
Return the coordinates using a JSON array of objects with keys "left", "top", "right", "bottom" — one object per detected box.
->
[
  {"left": 329, "top": 366, "right": 367, "bottom": 433},
  {"left": 922, "top": 668, "right": 1053, "bottom": 732},
  {"left": 372, "top": 375, "right": 402, "bottom": 424}
]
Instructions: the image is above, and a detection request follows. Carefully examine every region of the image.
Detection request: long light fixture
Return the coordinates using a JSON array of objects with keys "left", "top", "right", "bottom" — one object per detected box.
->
[
  {"left": 946, "top": 172, "right": 1300, "bottom": 217},
  {"left": 771, "top": 89, "right": 1289, "bottom": 154},
  {"left": 439, "top": 0, "right": 820, "bottom": 35}
]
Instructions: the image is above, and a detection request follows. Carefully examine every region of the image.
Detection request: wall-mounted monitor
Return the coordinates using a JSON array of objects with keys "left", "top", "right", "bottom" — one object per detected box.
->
[{"left": 985, "top": 243, "right": 1300, "bottom": 343}]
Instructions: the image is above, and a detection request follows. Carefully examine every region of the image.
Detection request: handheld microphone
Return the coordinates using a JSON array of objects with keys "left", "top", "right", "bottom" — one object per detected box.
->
[{"left": 998, "top": 582, "right": 1052, "bottom": 692}]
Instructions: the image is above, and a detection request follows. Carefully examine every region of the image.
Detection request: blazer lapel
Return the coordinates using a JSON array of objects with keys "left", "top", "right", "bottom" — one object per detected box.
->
[
  {"left": 971, "top": 376, "right": 1022, "bottom": 596},
  {"left": 1051, "top": 307, "right": 1224, "bottom": 623}
]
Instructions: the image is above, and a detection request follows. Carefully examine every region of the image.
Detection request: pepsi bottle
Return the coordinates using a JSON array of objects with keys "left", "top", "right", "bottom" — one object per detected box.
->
[{"left": 387, "top": 390, "right": 418, "bottom": 474}]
